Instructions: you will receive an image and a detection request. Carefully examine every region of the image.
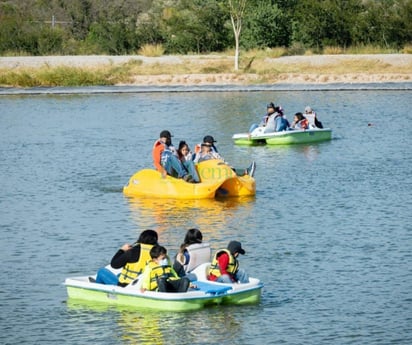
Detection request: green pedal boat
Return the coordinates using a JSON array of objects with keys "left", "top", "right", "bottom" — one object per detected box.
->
[
  {"left": 64, "top": 263, "right": 263, "bottom": 312},
  {"left": 233, "top": 127, "right": 332, "bottom": 146}
]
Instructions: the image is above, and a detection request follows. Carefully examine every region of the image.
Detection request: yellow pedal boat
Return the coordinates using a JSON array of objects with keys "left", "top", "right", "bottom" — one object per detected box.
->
[{"left": 123, "top": 159, "right": 256, "bottom": 199}]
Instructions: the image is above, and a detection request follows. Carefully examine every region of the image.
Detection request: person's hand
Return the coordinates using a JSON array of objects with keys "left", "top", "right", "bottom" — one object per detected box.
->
[
  {"left": 176, "top": 253, "right": 185, "bottom": 265},
  {"left": 161, "top": 170, "right": 167, "bottom": 178},
  {"left": 121, "top": 243, "right": 132, "bottom": 251}
]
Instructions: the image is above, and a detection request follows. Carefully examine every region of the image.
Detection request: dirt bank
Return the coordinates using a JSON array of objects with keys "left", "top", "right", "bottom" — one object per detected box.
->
[{"left": 1, "top": 54, "right": 411, "bottom": 85}]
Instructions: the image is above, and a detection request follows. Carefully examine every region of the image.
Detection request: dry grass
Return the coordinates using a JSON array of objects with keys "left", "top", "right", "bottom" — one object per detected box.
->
[
  {"left": 242, "top": 56, "right": 412, "bottom": 76},
  {"left": 345, "top": 44, "right": 399, "bottom": 54},
  {"left": 323, "top": 46, "right": 344, "bottom": 55},
  {"left": 0, "top": 65, "right": 125, "bottom": 87},
  {"left": 403, "top": 44, "right": 412, "bottom": 54},
  {"left": 138, "top": 44, "right": 165, "bottom": 57},
  {"left": 0, "top": 50, "right": 411, "bottom": 87}
]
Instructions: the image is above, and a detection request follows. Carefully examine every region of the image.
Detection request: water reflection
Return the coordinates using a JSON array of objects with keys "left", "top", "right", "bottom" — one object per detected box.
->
[
  {"left": 66, "top": 299, "right": 241, "bottom": 344},
  {"left": 125, "top": 196, "right": 255, "bottom": 233},
  {"left": 261, "top": 141, "right": 329, "bottom": 161},
  {"left": 289, "top": 144, "right": 321, "bottom": 162}
]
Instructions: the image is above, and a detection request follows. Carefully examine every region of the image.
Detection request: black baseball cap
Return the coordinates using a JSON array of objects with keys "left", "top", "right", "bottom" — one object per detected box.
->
[
  {"left": 160, "top": 130, "right": 172, "bottom": 139},
  {"left": 203, "top": 135, "right": 216, "bottom": 144}
]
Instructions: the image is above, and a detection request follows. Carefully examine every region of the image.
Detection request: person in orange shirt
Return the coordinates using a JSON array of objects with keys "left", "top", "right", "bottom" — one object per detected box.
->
[{"left": 152, "top": 130, "right": 198, "bottom": 182}]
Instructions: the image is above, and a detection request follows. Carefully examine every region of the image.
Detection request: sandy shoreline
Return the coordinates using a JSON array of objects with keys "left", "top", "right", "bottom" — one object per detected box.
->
[
  {"left": 1, "top": 54, "right": 411, "bottom": 85},
  {"left": 123, "top": 72, "right": 411, "bottom": 85}
]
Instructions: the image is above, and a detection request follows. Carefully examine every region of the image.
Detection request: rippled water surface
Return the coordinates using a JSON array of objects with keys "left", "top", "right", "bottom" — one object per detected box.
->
[{"left": 1, "top": 88, "right": 411, "bottom": 344}]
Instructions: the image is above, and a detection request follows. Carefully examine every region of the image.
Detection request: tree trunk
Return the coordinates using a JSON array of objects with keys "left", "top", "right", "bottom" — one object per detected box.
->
[
  {"left": 231, "top": 16, "right": 241, "bottom": 71},
  {"left": 228, "top": 0, "right": 246, "bottom": 71}
]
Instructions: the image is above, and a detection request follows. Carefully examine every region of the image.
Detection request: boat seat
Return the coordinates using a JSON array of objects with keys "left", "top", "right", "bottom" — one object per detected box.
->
[{"left": 193, "top": 281, "right": 232, "bottom": 295}]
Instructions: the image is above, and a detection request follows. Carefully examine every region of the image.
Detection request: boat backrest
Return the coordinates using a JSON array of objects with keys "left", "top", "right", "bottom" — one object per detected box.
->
[
  {"left": 264, "top": 114, "right": 276, "bottom": 133},
  {"left": 186, "top": 243, "right": 211, "bottom": 273},
  {"left": 305, "top": 113, "right": 316, "bottom": 128}
]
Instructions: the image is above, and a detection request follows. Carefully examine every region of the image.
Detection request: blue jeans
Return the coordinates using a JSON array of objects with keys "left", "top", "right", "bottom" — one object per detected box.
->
[
  {"left": 216, "top": 268, "right": 249, "bottom": 284},
  {"left": 161, "top": 151, "right": 187, "bottom": 178},
  {"left": 182, "top": 161, "right": 200, "bottom": 182},
  {"left": 95, "top": 267, "right": 119, "bottom": 285},
  {"left": 184, "top": 272, "right": 198, "bottom": 282}
]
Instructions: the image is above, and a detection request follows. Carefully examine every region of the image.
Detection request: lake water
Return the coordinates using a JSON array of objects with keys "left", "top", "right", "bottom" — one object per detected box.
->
[{"left": 0, "top": 86, "right": 411, "bottom": 344}]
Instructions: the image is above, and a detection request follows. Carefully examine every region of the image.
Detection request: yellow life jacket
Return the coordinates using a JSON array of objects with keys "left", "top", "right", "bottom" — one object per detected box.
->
[
  {"left": 148, "top": 260, "right": 175, "bottom": 291},
  {"left": 208, "top": 249, "right": 238, "bottom": 278},
  {"left": 118, "top": 243, "right": 153, "bottom": 285}
]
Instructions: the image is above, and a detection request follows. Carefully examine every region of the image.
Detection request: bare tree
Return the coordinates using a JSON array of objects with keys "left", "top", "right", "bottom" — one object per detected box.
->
[{"left": 228, "top": 0, "right": 247, "bottom": 70}]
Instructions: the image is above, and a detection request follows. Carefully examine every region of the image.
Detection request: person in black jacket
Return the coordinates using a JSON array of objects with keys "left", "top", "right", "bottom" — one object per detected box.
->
[{"left": 92, "top": 229, "right": 158, "bottom": 286}]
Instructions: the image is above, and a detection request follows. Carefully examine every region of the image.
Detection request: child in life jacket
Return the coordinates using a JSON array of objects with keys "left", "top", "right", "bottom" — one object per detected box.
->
[
  {"left": 140, "top": 245, "right": 191, "bottom": 293},
  {"left": 207, "top": 240, "right": 249, "bottom": 284}
]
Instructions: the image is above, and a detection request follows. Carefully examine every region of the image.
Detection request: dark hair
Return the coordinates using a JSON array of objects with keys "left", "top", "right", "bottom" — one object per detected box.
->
[
  {"left": 179, "top": 228, "right": 203, "bottom": 253},
  {"left": 177, "top": 141, "right": 189, "bottom": 160},
  {"left": 178, "top": 140, "right": 188, "bottom": 151},
  {"left": 294, "top": 112, "right": 305, "bottom": 121},
  {"left": 137, "top": 229, "right": 158, "bottom": 245},
  {"left": 150, "top": 245, "right": 167, "bottom": 259},
  {"left": 184, "top": 228, "right": 203, "bottom": 245},
  {"left": 275, "top": 106, "right": 284, "bottom": 115}
]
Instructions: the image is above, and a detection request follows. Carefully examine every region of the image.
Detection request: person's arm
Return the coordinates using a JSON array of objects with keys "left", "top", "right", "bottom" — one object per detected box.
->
[
  {"left": 274, "top": 116, "right": 281, "bottom": 132},
  {"left": 173, "top": 259, "right": 185, "bottom": 277},
  {"left": 170, "top": 266, "right": 180, "bottom": 278},
  {"left": 193, "top": 152, "right": 201, "bottom": 163},
  {"left": 217, "top": 253, "right": 230, "bottom": 277},
  {"left": 212, "top": 151, "right": 224, "bottom": 161},
  {"left": 110, "top": 244, "right": 140, "bottom": 268},
  {"left": 152, "top": 142, "right": 166, "bottom": 174}
]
